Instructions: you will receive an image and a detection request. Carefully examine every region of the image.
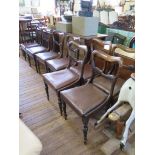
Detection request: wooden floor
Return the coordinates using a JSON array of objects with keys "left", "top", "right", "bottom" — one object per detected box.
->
[{"left": 19, "top": 56, "right": 134, "bottom": 155}]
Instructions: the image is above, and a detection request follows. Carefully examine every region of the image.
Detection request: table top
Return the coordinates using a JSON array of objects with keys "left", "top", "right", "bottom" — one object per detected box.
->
[
  {"left": 67, "top": 33, "right": 108, "bottom": 40},
  {"left": 19, "top": 18, "right": 32, "bottom": 22}
]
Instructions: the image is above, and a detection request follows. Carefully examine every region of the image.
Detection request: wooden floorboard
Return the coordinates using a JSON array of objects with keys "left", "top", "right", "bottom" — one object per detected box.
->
[{"left": 19, "top": 56, "right": 134, "bottom": 155}]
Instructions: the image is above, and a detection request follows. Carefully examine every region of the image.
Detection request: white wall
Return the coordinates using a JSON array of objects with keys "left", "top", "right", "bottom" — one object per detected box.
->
[{"left": 19, "top": 0, "right": 56, "bottom": 16}]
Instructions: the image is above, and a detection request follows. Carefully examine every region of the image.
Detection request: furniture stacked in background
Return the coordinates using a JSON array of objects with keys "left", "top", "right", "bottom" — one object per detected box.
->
[{"left": 19, "top": 15, "right": 47, "bottom": 44}]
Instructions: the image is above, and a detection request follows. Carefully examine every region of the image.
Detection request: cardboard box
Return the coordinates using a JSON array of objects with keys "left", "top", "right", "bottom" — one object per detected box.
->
[
  {"left": 56, "top": 22, "right": 72, "bottom": 33},
  {"left": 72, "top": 16, "right": 99, "bottom": 36}
]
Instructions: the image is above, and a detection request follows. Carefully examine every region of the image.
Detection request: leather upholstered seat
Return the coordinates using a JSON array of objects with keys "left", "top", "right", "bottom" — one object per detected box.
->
[
  {"left": 36, "top": 52, "right": 59, "bottom": 64},
  {"left": 27, "top": 46, "right": 47, "bottom": 56},
  {"left": 46, "top": 57, "right": 69, "bottom": 71},
  {"left": 20, "top": 42, "right": 39, "bottom": 49},
  {"left": 61, "top": 84, "right": 108, "bottom": 116},
  {"left": 43, "top": 69, "right": 79, "bottom": 90}
]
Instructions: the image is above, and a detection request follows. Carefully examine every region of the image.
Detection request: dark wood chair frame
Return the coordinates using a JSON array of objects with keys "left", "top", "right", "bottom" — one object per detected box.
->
[
  {"left": 45, "top": 31, "right": 66, "bottom": 72},
  {"left": 129, "top": 36, "right": 135, "bottom": 48},
  {"left": 45, "top": 35, "right": 81, "bottom": 72},
  {"left": 36, "top": 30, "right": 65, "bottom": 73},
  {"left": 26, "top": 28, "right": 51, "bottom": 72},
  {"left": 43, "top": 41, "right": 89, "bottom": 116},
  {"left": 20, "top": 26, "right": 43, "bottom": 60},
  {"left": 60, "top": 50, "right": 123, "bottom": 144},
  {"left": 112, "top": 44, "right": 135, "bottom": 79}
]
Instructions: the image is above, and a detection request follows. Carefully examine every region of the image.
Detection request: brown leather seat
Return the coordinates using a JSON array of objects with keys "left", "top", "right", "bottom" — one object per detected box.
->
[
  {"left": 46, "top": 57, "right": 69, "bottom": 71},
  {"left": 35, "top": 31, "right": 65, "bottom": 73},
  {"left": 61, "top": 84, "right": 108, "bottom": 116},
  {"left": 42, "top": 41, "right": 89, "bottom": 116},
  {"left": 36, "top": 52, "right": 59, "bottom": 64},
  {"left": 43, "top": 69, "right": 79, "bottom": 90},
  {"left": 20, "top": 42, "right": 39, "bottom": 49},
  {"left": 26, "top": 46, "right": 47, "bottom": 56},
  {"left": 26, "top": 46, "right": 48, "bottom": 71},
  {"left": 60, "top": 50, "right": 123, "bottom": 144}
]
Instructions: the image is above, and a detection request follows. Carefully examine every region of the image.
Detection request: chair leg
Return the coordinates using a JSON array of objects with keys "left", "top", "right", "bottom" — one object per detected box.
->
[
  {"left": 45, "top": 62, "right": 49, "bottom": 73},
  {"left": 27, "top": 55, "right": 31, "bottom": 66},
  {"left": 61, "top": 98, "right": 67, "bottom": 119},
  {"left": 82, "top": 117, "right": 89, "bottom": 144},
  {"left": 34, "top": 56, "right": 38, "bottom": 73},
  {"left": 44, "top": 82, "right": 49, "bottom": 100},
  {"left": 24, "top": 52, "right": 27, "bottom": 60},
  {"left": 116, "top": 120, "right": 124, "bottom": 139},
  {"left": 22, "top": 50, "right": 26, "bottom": 60},
  {"left": 57, "top": 93, "right": 63, "bottom": 116},
  {"left": 37, "top": 61, "right": 41, "bottom": 74}
]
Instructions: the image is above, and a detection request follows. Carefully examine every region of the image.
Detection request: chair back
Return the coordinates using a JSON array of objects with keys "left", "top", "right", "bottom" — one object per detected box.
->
[
  {"left": 90, "top": 50, "right": 123, "bottom": 96},
  {"left": 67, "top": 41, "right": 88, "bottom": 79},
  {"left": 112, "top": 44, "right": 135, "bottom": 80},
  {"left": 129, "top": 36, "right": 135, "bottom": 48},
  {"left": 91, "top": 38, "right": 104, "bottom": 52},
  {"left": 41, "top": 29, "right": 51, "bottom": 50},
  {"left": 52, "top": 31, "right": 65, "bottom": 55},
  {"left": 64, "top": 35, "right": 81, "bottom": 58},
  {"left": 91, "top": 38, "right": 112, "bottom": 67},
  {"left": 105, "top": 33, "right": 126, "bottom": 45},
  {"left": 35, "top": 27, "right": 43, "bottom": 44}
]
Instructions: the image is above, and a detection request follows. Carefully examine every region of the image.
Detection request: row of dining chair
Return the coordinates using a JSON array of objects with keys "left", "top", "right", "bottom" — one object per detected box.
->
[
  {"left": 20, "top": 28, "right": 135, "bottom": 144},
  {"left": 42, "top": 40, "right": 126, "bottom": 144},
  {"left": 20, "top": 27, "right": 81, "bottom": 74}
]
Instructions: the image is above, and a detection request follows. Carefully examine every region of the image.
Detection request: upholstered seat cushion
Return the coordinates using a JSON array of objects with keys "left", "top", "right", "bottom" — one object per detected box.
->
[
  {"left": 61, "top": 84, "right": 108, "bottom": 116},
  {"left": 26, "top": 46, "right": 47, "bottom": 55},
  {"left": 46, "top": 58, "right": 69, "bottom": 71},
  {"left": 36, "top": 52, "right": 59, "bottom": 64},
  {"left": 43, "top": 69, "right": 79, "bottom": 90},
  {"left": 20, "top": 43, "right": 39, "bottom": 50},
  {"left": 93, "top": 76, "right": 125, "bottom": 97},
  {"left": 70, "top": 64, "right": 92, "bottom": 80}
]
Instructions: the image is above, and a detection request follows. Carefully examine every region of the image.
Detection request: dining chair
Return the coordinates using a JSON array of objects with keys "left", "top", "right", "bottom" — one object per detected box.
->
[
  {"left": 60, "top": 50, "right": 123, "bottom": 144},
  {"left": 35, "top": 30, "right": 65, "bottom": 74},
  {"left": 25, "top": 28, "right": 52, "bottom": 72},
  {"left": 45, "top": 35, "right": 81, "bottom": 73},
  {"left": 20, "top": 27, "right": 43, "bottom": 60},
  {"left": 91, "top": 38, "right": 112, "bottom": 55},
  {"left": 42, "top": 41, "right": 89, "bottom": 116},
  {"left": 129, "top": 36, "right": 135, "bottom": 48},
  {"left": 112, "top": 44, "right": 135, "bottom": 80}
]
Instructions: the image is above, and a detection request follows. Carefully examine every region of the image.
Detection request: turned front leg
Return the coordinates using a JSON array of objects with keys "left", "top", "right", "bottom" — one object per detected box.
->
[
  {"left": 44, "top": 82, "right": 49, "bottom": 100},
  {"left": 82, "top": 116, "right": 89, "bottom": 144},
  {"left": 34, "top": 56, "right": 38, "bottom": 73},
  {"left": 57, "top": 92, "right": 63, "bottom": 116}
]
